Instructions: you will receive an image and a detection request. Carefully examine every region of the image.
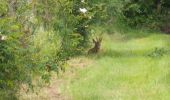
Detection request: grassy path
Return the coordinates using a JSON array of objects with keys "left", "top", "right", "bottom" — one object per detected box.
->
[
  {"left": 62, "top": 32, "right": 170, "bottom": 100},
  {"left": 21, "top": 31, "right": 170, "bottom": 100}
]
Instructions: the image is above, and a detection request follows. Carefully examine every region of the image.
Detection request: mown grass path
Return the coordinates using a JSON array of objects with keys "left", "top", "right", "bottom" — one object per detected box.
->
[{"left": 62, "top": 32, "right": 170, "bottom": 100}]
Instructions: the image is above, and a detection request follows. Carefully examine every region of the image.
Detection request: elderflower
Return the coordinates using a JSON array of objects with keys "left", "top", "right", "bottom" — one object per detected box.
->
[
  {"left": 81, "top": 0, "right": 85, "bottom": 3},
  {"left": 79, "top": 8, "right": 87, "bottom": 13},
  {"left": 1, "top": 35, "right": 7, "bottom": 40}
]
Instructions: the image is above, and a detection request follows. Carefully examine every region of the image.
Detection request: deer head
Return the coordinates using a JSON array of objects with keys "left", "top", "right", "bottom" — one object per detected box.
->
[
  {"left": 88, "top": 37, "right": 102, "bottom": 54},
  {"left": 92, "top": 37, "right": 102, "bottom": 49}
]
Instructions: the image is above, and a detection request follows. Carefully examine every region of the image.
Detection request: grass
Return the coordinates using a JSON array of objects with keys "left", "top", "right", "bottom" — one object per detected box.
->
[
  {"left": 20, "top": 30, "right": 170, "bottom": 100},
  {"left": 61, "top": 31, "right": 170, "bottom": 100}
]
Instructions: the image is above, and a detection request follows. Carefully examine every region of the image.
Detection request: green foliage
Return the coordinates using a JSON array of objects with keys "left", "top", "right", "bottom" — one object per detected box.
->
[
  {"left": 53, "top": 0, "right": 105, "bottom": 58},
  {"left": 0, "top": 0, "right": 58, "bottom": 99},
  {"left": 148, "top": 47, "right": 167, "bottom": 58},
  {"left": 2, "top": 0, "right": 170, "bottom": 99},
  {"left": 122, "top": 0, "right": 170, "bottom": 29},
  {"left": 0, "top": 0, "right": 7, "bottom": 16},
  {"left": 0, "top": 16, "right": 31, "bottom": 99},
  {"left": 0, "top": 0, "right": 106, "bottom": 99}
]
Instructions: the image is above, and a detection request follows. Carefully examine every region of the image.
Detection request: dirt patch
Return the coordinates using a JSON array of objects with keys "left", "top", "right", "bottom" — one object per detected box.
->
[
  {"left": 20, "top": 57, "right": 92, "bottom": 100},
  {"left": 20, "top": 75, "right": 68, "bottom": 100},
  {"left": 68, "top": 56, "right": 93, "bottom": 68}
]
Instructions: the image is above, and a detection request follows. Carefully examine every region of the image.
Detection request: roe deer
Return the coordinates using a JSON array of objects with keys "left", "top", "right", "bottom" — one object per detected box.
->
[{"left": 88, "top": 37, "right": 102, "bottom": 54}]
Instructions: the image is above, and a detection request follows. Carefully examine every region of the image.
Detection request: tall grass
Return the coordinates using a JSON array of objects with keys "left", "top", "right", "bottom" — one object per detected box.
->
[
  {"left": 62, "top": 31, "right": 170, "bottom": 100},
  {"left": 20, "top": 29, "right": 170, "bottom": 100}
]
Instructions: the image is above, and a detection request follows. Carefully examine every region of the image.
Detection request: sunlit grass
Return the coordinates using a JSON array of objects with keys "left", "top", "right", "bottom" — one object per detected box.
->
[
  {"left": 63, "top": 31, "right": 170, "bottom": 100},
  {"left": 20, "top": 31, "right": 170, "bottom": 100}
]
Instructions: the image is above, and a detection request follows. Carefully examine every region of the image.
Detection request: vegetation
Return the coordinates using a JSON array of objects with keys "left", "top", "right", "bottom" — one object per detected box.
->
[
  {"left": 122, "top": 0, "right": 170, "bottom": 30},
  {"left": 21, "top": 31, "right": 170, "bottom": 100},
  {"left": 61, "top": 31, "right": 170, "bottom": 100},
  {"left": 0, "top": 0, "right": 170, "bottom": 99}
]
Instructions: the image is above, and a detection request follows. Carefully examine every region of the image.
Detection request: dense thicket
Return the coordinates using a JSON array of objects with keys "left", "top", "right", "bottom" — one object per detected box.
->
[
  {"left": 122, "top": 0, "right": 170, "bottom": 31},
  {"left": 0, "top": 0, "right": 105, "bottom": 99}
]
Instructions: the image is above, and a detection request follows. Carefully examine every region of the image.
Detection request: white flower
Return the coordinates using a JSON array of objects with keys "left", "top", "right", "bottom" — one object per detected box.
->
[
  {"left": 85, "top": 25, "right": 88, "bottom": 28},
  {"left": 79, "top": 8, "right": 87, "bottom": 13},
  {"left": 81, "top": 0, "right": 85, "bottom": 3},
  {"left": 1, "top": 35, "right": 7, "bottom": 40}
]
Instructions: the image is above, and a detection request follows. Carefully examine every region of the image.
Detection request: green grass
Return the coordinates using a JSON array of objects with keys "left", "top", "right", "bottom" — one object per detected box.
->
[{"left": 62, "top": 31, "right": 170, "bottom": 100}]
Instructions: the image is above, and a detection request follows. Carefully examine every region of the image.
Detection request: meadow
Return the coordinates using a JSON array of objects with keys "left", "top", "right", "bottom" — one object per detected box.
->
[
  {"left": 21, "top": 30, "right": 170, "bottom": 100},
  {"left": 63, "top": 30, "right": 170, "bottom": 100}
]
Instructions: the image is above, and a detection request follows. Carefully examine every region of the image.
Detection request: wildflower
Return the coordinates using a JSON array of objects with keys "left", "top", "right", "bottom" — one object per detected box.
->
[
  {"left": 0, "top": 35, "right": 7, "bottom": 41},
  {"left": 81, "top": 0, "right": 85, "bottom": 3},
  {"left": 79, "top": 8, "right": 87, "bottom": 13},
  {"left": 85, "top": 25, "right": 88, "bottom": 28}
]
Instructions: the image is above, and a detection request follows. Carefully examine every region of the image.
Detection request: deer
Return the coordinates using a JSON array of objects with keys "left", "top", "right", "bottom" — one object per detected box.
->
[{"left": 88, "top": 37, "right": 102, "bottom": 54}]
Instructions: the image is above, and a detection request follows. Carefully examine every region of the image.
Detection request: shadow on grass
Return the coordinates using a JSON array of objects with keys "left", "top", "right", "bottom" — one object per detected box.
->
[
  {"left": 96, "top": 49, "right": 146, "bottom": 58},
  {"left": 121, "top": 30, "right": 161, "bottom": 40},
  {"left": 87, "top": 48, "right": 170, "bottom": 60}
]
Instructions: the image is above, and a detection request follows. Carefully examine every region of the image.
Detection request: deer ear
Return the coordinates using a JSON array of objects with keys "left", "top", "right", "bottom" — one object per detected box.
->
[
  {"left": 99, "top": 37, "right": 102, "bottom": 42},
  {"left": 96, "top": 37, "right": 99, "bottom": 41},
  {"left": 92, "top": 39, "right": 96, "bottom": 43}
]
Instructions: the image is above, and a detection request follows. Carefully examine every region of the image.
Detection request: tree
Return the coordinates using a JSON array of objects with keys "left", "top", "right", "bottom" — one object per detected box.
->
[{"left": 122, "top": 0, "right": 170, "bottom": 30}]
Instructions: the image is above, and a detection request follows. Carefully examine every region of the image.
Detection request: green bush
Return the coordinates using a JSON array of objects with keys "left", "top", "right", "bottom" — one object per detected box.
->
[
  {"left": 122, "top": 0, "right": 170, "bottom": 30},
  {"left": 0, "top": 17, "right": 32, "bottom": 99}
]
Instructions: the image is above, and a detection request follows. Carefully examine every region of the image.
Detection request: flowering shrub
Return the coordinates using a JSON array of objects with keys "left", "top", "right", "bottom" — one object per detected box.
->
[{"left": 0, "top": 0, "right": 108, "bottom": 99}]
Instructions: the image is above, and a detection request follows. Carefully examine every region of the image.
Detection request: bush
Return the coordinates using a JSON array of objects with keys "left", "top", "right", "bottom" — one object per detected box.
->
[
  {"left": 0, "top": 17, "right": 32, "bottom": 99},
  {"left": 122, "top": 0, "right": 170, "bottom": 30}
]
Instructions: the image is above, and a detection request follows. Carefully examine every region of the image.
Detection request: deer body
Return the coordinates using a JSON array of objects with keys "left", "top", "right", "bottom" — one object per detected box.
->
[{"left": 88, "top": 37, "right": 102, "bottom": 54}]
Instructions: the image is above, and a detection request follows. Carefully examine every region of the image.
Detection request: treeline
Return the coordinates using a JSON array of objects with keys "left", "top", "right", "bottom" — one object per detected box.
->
[
  {"left": 0, "top": 0, "right": 169, "bottom": 99},
  {"left": 122, "top": 0, "right": 170, "bottom": 32}
]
